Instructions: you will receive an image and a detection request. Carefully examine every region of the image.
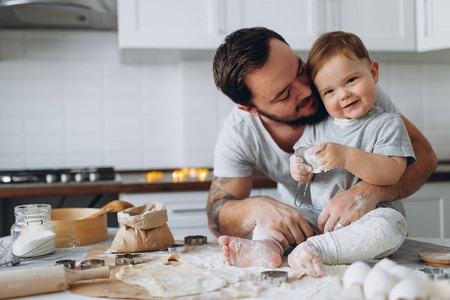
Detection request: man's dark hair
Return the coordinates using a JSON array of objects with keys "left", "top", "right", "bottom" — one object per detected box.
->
[{"left": 213, "top": 27, "right": 288, "bottom": 106}]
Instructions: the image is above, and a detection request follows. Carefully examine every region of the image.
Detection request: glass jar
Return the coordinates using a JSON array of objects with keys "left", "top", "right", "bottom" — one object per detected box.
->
[{"left": 11, "top": 204, "right": 55, "bottom": 257}]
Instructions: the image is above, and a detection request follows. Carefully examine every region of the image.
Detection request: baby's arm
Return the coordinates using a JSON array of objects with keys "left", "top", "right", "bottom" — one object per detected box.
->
[{"left": 311, "top": 142, "right": 407, "bottom": 186}]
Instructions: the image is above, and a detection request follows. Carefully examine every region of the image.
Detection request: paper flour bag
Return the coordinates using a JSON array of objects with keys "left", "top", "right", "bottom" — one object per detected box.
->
[{"left": 110, "top": 202, "right": 175, "bottom": 253}]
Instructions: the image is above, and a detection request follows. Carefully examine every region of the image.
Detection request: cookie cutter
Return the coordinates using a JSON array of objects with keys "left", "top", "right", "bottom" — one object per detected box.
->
[
  {"left": 260, "top": 270, "right": 288, "bottom": 287},
  {"left": 80, "top": 259, "right": 105, "bottom": 270},
  {"left": 420, "top": 267, "right": 450, "bottom": 280},
  {"left": 55, "top": 259, "right": 76, "bottom": 269},
  {"left": 184, "top": 235, "right": 207, "bottom": 245},
  {"left": 115, "top": 253, "right": 144, "bottom": 266},
  {"left": 168, "top": 244, "right": 187, "bottom": 254}
]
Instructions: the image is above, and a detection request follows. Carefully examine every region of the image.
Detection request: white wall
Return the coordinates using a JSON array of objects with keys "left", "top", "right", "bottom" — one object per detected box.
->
[{"left": 0, "top": 30, "right": 449, "bottom": 170}]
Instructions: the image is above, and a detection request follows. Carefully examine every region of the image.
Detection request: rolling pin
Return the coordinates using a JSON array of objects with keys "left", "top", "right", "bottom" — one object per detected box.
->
[{"left": 0, "top": 264, "right": 110, "bottom": 299}]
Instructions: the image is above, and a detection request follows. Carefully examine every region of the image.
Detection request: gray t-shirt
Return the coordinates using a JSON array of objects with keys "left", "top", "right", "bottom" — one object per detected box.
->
[
  {"left": 294, "top": 106, "right": 416, "bottom": 209},
  {"left": 213, "top": 86, "right": 403, "bottom": 207}
]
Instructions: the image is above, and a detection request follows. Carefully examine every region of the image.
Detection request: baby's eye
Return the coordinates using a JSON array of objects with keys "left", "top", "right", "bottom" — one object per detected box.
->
[
  {"left": 347, "top": 77, "right": 356, "bottom": 84},
  {"left": 323, "top": 89, "right": 334, "bottom": 96}
]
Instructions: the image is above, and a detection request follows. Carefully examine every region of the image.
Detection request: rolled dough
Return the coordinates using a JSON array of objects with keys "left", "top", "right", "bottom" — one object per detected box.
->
[{"left": 116, "top": 257, "right": 241, "bottom": 298}]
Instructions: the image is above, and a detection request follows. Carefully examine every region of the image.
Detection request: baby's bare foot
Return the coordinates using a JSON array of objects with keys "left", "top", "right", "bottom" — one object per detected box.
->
[
  {"left": 287, "top": 240, "right": 324, "bottom": 278},
  {"left": 218, "top": 235, "right": 282, "bottom": 268}
]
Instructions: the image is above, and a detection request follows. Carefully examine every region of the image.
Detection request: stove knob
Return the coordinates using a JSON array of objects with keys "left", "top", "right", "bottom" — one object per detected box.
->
[
  {"left": 46, "top": 174, "right": 57, "bottom": 184},
  {"left": 74, "top": 173, "right": 86, "bottom": 183},
  {"left": 60, "top": 173, "right": 70, "bottom": 183},
  {"left": 89, "top": 172, "right": 99, "bottom": 182}
]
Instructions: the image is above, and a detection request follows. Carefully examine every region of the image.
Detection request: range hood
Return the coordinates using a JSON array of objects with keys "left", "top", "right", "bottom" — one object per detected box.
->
[{"left": 0, "top": 0, "right": 117, "bottom": 30}]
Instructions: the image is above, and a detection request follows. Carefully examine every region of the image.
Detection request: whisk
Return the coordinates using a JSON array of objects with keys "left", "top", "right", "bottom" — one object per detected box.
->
[
  {"left": 0, "top": 240, "right": 9, "bottom": 260},
  {"left": 0, "top": 235, "right": 80, "bottom": 267}
]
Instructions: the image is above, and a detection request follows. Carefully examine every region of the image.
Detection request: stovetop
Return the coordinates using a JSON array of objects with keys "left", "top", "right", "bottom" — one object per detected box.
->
[{"left": 0, "top": 167, "right": 115, "bottom": 184}]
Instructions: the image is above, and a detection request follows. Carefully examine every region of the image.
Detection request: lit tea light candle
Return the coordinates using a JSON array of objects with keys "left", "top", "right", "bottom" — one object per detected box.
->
[
  {"left": 146, "top": 171, "right": 163, "bottom": 182},
  {"left": 197, "top": 169, "right": 209, "bottom": 181}
]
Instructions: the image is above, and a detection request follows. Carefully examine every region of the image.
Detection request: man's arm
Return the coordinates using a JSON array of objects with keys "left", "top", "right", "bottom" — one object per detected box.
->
[
  {"left": 207, "top": 176, "right": 313, "bottom": 248},
  {"left": 317, "top": 115, "right": 438, "bottom": 233}
]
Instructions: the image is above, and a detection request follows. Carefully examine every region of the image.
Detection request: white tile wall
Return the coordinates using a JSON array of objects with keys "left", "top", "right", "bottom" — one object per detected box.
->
[{"left": 0, "top": 30, "right": 449, "bottom": 170}]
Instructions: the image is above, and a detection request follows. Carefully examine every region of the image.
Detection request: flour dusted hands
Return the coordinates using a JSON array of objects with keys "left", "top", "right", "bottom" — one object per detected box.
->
[
  {"left": 309, "top": 142, "right": 350, "bottom": 171},
  {"left": 251, "top": 197, "right": 314, "bottom": 248},
  {"left": 290, "top": 154, "right": 313, "bottom": 182},
  {"left": 317, "top": 183, "right": 379, "bottom": 233}
]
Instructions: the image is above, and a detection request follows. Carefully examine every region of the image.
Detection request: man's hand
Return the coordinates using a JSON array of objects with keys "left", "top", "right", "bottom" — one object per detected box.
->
[
  {"left": 250, "top": 198, "right": 314, "bottom": 248},
  {"left": 207, "top": 176, "right": 313, "bottom": 249},
  {"left": 317, "top": 183, "right": 378, "bottom": 233}
]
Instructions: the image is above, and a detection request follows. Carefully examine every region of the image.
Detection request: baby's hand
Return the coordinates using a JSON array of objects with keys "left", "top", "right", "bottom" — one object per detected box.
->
[
  {"left": 309, "top": 142, "right": 348, "bottom": 171},
  {"left": 290, "top": 155, "right": 313, "bottom": 182}
]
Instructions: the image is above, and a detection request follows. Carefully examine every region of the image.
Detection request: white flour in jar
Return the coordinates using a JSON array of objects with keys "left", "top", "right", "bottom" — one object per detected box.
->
[{"left": 12, "top": 230, "right": 56, "bottom": 257}]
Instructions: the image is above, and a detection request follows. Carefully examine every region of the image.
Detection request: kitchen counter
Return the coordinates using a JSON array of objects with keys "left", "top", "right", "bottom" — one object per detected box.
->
[
  {"left": 0, "top": 161, "right": 449, "bottom": 199},
  {"left": 0, "top": 168, "right": 276, "bottom": 198},
  {"left": 1, "top": 229, "right": 450, "bottom": 300}
]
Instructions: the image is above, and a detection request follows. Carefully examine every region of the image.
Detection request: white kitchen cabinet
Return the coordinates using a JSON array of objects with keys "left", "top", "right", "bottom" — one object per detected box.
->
[
  {"left": 118, "top": 0, "right": 225, "bottom": 49},
  {"left": 402, "top": 182, "right": 450, "bottom": 238},
  {"left": 327, "top": 0, "right": 416, "bottom": 51},
  {"left": 416, "top": 0, "right": 450, "bottom": 52},
  {"left": 118, "top": 0, "right": 320, "bottom": 51},
  {"left": 118, "top": 0, "right": 420, "bottom": 52}
]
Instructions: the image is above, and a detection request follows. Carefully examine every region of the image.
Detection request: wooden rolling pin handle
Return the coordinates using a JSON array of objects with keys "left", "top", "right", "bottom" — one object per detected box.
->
[{"left": 0, "top": 264, "right": 110, "bottom": 299}]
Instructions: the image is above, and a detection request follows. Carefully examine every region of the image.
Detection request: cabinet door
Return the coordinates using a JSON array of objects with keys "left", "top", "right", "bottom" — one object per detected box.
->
[
  {"left": 329, "top": 0, "right": 415, "bottom": 51},
  {"left": 225, "top": 0, "right": 321, "bottom": 51},
  {"left": 416, "top": 0, "right": 450, "bottom": 52},
  {"left": 118, "top": 0, "right": 225, "bottom": 49},
  {"left": 402, "top": 182, "right": 450, "bottom": 238}
]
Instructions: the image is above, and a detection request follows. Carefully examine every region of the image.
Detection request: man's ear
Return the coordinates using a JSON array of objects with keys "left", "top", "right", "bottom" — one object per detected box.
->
[
  {"left": 370, "top": 60, "right": 379, "bottom": 84},
  {"left": 237, "top": 104, "right": 260, "bottom": 116}
]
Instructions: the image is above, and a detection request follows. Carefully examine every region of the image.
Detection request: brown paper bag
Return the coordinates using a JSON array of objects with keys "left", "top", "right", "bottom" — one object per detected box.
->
[{"left": 110, "top": 202, "right": 175, "bottom": 253}]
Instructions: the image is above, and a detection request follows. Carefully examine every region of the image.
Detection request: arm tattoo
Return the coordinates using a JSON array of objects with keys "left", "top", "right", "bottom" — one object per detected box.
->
[{"left": 207, "top": 177, "right": 234, "bottom": 233}]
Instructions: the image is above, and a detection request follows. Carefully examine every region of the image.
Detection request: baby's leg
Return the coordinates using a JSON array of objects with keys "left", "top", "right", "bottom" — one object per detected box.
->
[
  {"left": 308, "top": 207, "right": 407, "bottom": 265},
  {"left": 218, "top": 235, "right": 282, "bottom": 268}
]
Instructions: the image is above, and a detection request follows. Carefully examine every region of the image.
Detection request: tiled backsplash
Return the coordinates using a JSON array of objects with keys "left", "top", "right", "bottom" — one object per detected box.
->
[{"left": 0, "top": 30, "right": 449, "bottom": 170}]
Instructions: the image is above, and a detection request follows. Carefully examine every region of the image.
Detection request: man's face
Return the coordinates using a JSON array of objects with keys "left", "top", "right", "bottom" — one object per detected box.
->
[{"left": 244, "top": 39, "right": 325, "bottom": 126}]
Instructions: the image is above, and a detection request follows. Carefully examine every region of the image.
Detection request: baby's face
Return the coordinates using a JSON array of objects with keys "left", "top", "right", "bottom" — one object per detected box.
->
[{"left": 313, "top": 54, "right": 379, "bottom": 120}]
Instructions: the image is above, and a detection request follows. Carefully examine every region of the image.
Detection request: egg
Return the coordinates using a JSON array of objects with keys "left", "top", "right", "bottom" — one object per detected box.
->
[
  {"left": 388, "top": 277, "right": 427, "bottom": 300},
  {"left": 373, "top": 258, "right": 397, "bottom": 272},
  {"left": 363, "top": 267, "right": 397, "bottom": 299},
  {"left": 342, "top": 261, "right": 372, "bottom": 289},
  {"left": 388, "top": 264, "right": 413, "bottom": 281}
]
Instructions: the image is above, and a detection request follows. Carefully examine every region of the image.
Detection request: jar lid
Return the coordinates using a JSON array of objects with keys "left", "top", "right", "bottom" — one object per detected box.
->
[{"left": 14, "top": 204, "right": 51, "bottom": 216}]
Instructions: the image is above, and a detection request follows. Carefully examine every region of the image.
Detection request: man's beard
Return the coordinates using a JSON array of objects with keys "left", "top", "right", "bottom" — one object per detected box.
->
[{"left": 256, "top": 97, "right": 328, "bottom": 127}]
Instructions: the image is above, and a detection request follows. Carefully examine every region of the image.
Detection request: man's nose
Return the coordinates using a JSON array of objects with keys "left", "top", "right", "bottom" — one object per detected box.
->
[{"left": 293, "top": 77, "right": 312, "bottom": 99}]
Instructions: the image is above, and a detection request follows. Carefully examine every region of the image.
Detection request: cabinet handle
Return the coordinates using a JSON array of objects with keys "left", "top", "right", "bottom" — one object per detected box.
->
[{"left": 423, "top": 0, "right": 430, "bottom": 37}]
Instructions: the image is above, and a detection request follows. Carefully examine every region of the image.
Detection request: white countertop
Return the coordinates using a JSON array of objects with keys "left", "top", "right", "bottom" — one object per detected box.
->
[{"left": 1, "top": 230, "right": 450, "bottom": 300}]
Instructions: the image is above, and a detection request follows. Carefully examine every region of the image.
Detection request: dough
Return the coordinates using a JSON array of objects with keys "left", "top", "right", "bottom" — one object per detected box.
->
[{"left": 116, "top": 256, "right": 241, "bottom": 297}]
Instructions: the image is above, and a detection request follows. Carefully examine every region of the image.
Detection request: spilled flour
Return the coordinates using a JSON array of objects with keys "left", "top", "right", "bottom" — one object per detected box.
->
[{"left": 112, "top": 242, "right": 348, "bottom": 299}]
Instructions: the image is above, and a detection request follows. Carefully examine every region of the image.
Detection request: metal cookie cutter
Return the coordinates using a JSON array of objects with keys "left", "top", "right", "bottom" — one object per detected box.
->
[
  {"left": 80, "top": 259, "right": 105, "bottom": 270},
  {"left": 115, "top": 253, "right": 144, "bottom": 266},
  {"left": 168, "top": 244, "right": 187, "bottom": 254},
  {"left": 55, "top": 259, "right": 76, "bottom": 269},
  {"left": 420, "top": 267, "right": 450, "bottom": 280},
  {"left": 184, "top": 235, "right": 207, "bottom": 245},
  {"left": 261, "top": 270, "right": 288, "bottom": 287}
]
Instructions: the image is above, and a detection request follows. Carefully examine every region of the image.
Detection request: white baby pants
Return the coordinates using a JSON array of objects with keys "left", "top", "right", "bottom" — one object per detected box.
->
[{"left": 253, "top": 206, "right": 407, "bottom": 264}]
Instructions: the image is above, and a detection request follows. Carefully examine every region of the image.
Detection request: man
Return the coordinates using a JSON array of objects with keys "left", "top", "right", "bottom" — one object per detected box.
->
[{"left": 207, "top": 27, "right": 437, "bottom": 272}]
